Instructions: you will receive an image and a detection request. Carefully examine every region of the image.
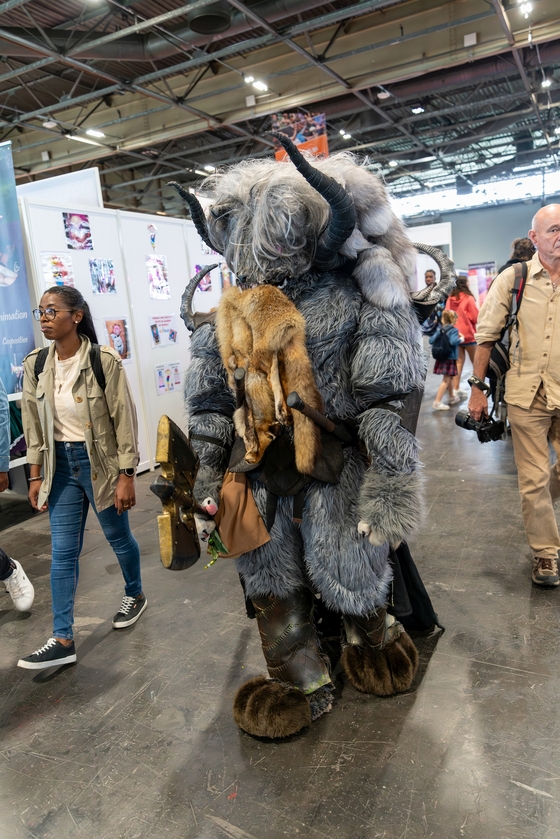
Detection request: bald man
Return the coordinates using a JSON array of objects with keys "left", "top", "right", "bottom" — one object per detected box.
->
[{"left": 468, "top": 204, "right": 560, "bottom": 586}]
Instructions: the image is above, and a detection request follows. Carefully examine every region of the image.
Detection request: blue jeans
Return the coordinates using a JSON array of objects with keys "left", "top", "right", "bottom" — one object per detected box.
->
[{"left": 49, "top": 442, "right": 142, "bottom": 639}]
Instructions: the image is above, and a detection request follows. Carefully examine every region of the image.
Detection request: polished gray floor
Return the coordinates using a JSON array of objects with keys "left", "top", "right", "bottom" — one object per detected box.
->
[{"left": 1, "top": 366, "right": 560, "bottom": 839}]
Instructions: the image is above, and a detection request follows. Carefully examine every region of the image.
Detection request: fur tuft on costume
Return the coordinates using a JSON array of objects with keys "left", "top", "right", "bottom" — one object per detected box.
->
[
  {"left": 233, "top": 676, "right": 312, "bottom": 738},
  {"left": 171, "top": 133, "right": 449, "bottom": 739}
]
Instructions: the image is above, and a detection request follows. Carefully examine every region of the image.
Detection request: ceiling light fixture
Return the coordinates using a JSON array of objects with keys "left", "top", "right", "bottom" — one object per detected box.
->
[
  {"left": 42, "top": 120, "right": 57, "bottom": 129},
  {"left": 339, "top": 129, "right": 345, "bottom": 135},
  {"left": 204, "top": 164, "right": 216, "bottom": 172},
  {"left": 244, "top": 75, "right": 255, "bottom": 84},
  {"left": 85, "top": 128, "right": 105, "bottom": 138},
  {"left": 69, "top": 135, "right": 101, "bottom": 146},
  {"left": 377, "top": 89, "right": 391, "bottom": 100},
  {"left": 343, "top": 133, "right": 352, "bottom": 140},
  {"left": 388, "top": 160, "right": 398, "bottom": 167},
  {"left": 194, "top": 169, "right": 208, "bottom": 176},
  {"left": 555, "top": 126, "right": 560, "bottom": 135},
  {"left": 253, "top": 80, "right": 268, "bottom": 92},
  {"left": 520, "top": 2, "right": 532, "bottom": 18},
  {"left": 541, "top": 78, "right": 552, "bottom": 88},
  {"left": 411, "top": 106, "right": 425, "bottom": 114}
]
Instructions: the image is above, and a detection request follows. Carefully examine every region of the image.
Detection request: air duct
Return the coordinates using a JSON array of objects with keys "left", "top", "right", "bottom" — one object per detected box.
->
[{"left": 187, "top": 2, "right": 231, "bottom": 35}]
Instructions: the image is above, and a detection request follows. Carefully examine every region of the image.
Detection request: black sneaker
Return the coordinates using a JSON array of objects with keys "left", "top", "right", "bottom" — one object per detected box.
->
[
  {"left": 17, "top": 638, "right": 77, "bottom": 670},
  {"left": 112, "top": 593, "right": 148, "bottom": 628}
]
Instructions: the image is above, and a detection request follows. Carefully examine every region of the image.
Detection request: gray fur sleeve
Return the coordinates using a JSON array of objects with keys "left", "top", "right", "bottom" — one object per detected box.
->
[
  {"left": 185, "top": 324, "right": 235, "bottom": 500},
  {"left": 351, "top": 303, "right": 426, "bottom": 543}
]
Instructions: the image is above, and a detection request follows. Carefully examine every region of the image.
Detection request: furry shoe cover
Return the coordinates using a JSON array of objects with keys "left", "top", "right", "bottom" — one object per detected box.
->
[
  {"left": 233, "top": 676, "right": 311, "bottom": 738},
  {"left": 341, "top": 631, "right": 419, "bottom": 696}
]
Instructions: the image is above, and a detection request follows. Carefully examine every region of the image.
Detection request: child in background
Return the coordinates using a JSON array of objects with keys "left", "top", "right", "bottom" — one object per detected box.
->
[{"left": 429, "top": 309, "right": 463, "bottom": 411}]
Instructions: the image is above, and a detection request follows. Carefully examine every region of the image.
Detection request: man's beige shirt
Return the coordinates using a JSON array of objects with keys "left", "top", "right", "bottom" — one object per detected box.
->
[{"left": 475, "top": 252, "right": 560, "bottom": 409}]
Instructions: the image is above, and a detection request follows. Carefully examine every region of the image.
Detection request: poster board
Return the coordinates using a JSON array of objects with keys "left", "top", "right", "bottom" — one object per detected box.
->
[
  {"left": 20, "top": 199, "right": 152, "bottom": 472},
  {"left": 117, "top": 211, "right": 192, "bottom": 450}
]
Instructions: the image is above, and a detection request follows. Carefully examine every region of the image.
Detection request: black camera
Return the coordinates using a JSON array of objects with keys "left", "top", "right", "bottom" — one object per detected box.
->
[{"left": 455, "top": 409, "right": 505, "bottom": 443}]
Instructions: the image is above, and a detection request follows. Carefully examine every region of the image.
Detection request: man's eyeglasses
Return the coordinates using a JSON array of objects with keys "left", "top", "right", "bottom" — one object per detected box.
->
[{"left": 32, "top": 307, "right": 73, "bottom": 321}]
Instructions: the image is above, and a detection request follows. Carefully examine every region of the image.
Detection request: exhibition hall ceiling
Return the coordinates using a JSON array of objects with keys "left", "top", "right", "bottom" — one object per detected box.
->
[{"left": 0, "top": 0, "right": 558, "bottom": 216}]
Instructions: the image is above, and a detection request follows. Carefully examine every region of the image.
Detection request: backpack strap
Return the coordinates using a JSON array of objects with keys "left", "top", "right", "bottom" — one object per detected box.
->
[
  {"left": 90, "top": 344, "right": 106, "bottom": 391},
  {"left": 511, "top": 261, "right": 527, "bottom": 319},
  {"left": 33, "top": 347, "right": 49, "bottom": 382}
]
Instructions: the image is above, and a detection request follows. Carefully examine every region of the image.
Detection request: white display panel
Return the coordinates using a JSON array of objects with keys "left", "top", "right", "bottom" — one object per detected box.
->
[
  {"left": 17, "top": 169, "right": 103, "bottom": 208},
  {"left": 20, "top": 198, "right": 152, "bottom": 472},
  {"left": 405, "top": 221, "right": 453, "bottom": 290},
  {"left": 117, "top": 211, "right": 192, "bottom": 451}
]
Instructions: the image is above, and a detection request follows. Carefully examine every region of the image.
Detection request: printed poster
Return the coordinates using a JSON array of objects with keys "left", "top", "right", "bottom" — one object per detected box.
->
[
  {"left": 42, "top": 252, "right": 74, "bottom": 288},
  {"left": 272, "top": 111, "right": 328, "bottom": 161},
  {"left": 62, "top": 212, "right": 94, "bottom": 250},
  {"left": 146, "top": 253, "right": 170, "bottom": 299},
  {"left": 105, "top": 318, "right": 131, "bottom": 360},
  {"left": 90, "top": 258, "right": 116, "bottom": 294},
  {"left": 149, "top": 314, "right": 178, "bottom": 347},
  {"left": 155, "top": 361, "right": 181, "bottom": 395},
  {"left": 220, "top": 262, "right": 234, "bottom": 290},
  {"left": 0, "top": 141, "right": 35, "bottom": 393},
  {"left": 468, "top": 261, "right": 497, "bottom": 306}
]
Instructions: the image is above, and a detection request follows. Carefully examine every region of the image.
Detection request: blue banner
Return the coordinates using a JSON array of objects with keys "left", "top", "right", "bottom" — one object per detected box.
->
[{"left": 0, "top": 141, "right": 35, "bottom": 394}]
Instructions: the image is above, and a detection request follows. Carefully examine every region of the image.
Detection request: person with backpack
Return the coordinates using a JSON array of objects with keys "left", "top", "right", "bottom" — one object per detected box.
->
[
  {"left": 469, "top": 204, "right": 560, "bottom": 588},
  {"left": 429, "top": 309, "right": 464, "bottom": 411},
  {"left": 18, "top": 286, "right": 147, "bottom": 669}
]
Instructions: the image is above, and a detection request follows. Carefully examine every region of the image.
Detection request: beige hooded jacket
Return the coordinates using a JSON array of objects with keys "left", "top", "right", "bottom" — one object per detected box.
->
[{"left": 22, "top": 337, "right": 139, "bottom": 512}]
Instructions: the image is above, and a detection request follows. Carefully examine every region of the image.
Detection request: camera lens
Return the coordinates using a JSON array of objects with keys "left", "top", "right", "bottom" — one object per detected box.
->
[{"left": 455, "top": 409, "right": 473, "bottom": 430}]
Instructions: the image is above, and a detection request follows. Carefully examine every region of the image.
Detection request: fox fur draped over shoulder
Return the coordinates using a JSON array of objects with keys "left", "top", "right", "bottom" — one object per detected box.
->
[{"left": 215, "top": 284, "right": 323, "bottom": 475}]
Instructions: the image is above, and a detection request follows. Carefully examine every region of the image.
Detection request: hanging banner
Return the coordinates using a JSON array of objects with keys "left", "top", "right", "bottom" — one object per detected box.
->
[
  {"left": 272, "top": 112, "right": 328, "bottom": 161},
  {"left": 0, "top": 142, "right": 35, "bottom": 394}
]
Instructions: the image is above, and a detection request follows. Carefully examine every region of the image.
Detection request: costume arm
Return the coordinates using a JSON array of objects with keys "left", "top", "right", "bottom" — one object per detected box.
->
[
  {"left": 351, "top": 302, "right": 426, "bottom": 546},
  {"left": 185, "top": 324, "right": 235, "bottom": 501}
]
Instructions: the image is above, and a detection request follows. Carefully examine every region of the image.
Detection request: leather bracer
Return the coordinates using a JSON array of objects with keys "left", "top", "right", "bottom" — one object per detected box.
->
[{"left": 251, "top": 588, "right": 332, "bottom": 695}]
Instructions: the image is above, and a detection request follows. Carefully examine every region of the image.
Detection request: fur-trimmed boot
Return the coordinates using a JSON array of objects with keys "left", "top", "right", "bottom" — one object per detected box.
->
[
  {"left": 233, "top": 588, "right": 333, "bottom": 738},
  {"left": 341, "top": 608, "right": 418, "bottom": 695}
]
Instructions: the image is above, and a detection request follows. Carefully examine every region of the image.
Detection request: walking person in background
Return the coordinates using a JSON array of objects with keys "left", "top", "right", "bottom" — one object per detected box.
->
[
  {"left": 445, "top": 277, "right": 479, "bottom": 399},
  {"left": 0, "top": 375, "right": 34, "bottom": 612},
  {"left": 430, "top": 309, "right": 464, "bottom": 411},
  {"left": 497, "top": 237, "right": 536, "bottom": 274},
  {"left": 19, "top": 286, "right": 147, "bottom": 669}
]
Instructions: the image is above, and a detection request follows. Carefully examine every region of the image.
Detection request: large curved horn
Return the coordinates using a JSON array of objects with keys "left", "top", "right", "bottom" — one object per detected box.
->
[
  {"left": 272, "top": 132, "right": 356, "bottom": 270},
  {"left": 180, "top": 264, "right": 218, "bottom": 332},
  {"left": 169, "top": 181, "right": 222, "bottom": 254},
  {"left": 412, "top": 243, "right": 456, "bottom": 301}
]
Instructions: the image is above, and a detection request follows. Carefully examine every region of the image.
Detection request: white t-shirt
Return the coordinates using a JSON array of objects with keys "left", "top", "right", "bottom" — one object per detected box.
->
[{"left": 53, "top": 352, "right": 85, "bottom": 442}]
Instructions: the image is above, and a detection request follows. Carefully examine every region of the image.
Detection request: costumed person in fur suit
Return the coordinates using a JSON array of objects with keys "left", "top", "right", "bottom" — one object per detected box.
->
[{"left": 155, "top": 135, "right": 452, "bottom": 739}]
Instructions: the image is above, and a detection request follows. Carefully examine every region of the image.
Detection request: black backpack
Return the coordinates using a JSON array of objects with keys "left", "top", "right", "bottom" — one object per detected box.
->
[
  {"left": 430, "top": 327, "right": 453, "bottom": 361},
  {"left": 487, "top": 262, "right": 527, "bottom": 408},
  {"left": 34, "top": 344, "right": 106, "bottom": 390}
]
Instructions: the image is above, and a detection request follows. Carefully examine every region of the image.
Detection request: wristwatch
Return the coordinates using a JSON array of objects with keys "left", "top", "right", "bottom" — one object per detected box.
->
[
  {"left": 119, "top": 468, "right": 136, "bottom": 478},
  {"left": 467, "top": 375, "right": 491, "bottom": 394}
]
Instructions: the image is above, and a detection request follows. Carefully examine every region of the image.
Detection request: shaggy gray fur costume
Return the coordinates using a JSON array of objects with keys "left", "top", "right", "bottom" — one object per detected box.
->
[{"left": 174, "top": 140, "right": 452, "bottom": 736}]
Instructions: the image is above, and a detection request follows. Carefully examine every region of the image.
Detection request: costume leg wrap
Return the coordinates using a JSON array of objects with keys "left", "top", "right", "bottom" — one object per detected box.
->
[
  {"left": 233, "top": 589, "right": 333, "bottom": 739},
  {"left": 341, "top": 607, "right": 419, "bottom": 696},
  {"left": 253, "top": 588, "right": 331, "bottom": 695}
]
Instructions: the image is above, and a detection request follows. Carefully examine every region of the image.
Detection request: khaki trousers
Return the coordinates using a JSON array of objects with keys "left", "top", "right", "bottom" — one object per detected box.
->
[{"left": 507, "top": 387, "right": 560, "bottom": 559}]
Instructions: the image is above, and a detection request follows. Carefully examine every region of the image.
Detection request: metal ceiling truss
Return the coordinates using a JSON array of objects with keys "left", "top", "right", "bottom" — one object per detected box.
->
[{"left": 0, "top": 0, "right": 557, "bottom": 214}]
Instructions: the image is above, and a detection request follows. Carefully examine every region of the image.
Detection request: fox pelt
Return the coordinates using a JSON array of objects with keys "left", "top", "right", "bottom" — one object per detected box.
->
[{"left": 215, "top": 284, "right": 323, "bottom": 474}]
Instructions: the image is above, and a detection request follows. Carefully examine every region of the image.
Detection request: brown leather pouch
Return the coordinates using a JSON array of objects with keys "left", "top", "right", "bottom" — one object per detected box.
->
[{"left": 215, "top": 471, "right": 270, "bottom": 558}]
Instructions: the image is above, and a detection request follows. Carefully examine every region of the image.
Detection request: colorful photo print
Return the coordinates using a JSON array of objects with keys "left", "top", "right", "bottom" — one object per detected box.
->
[
  {"left": 146, "top": 253, "right": 170, "bottom": 299},
  {"left": 89, "top": 258, "right": 116, "bottom": 294},
  {"left": 194, "top": 264, "right": 212, "bottom": 292},
  {"left": 41, "top": 252, "right": 74, "bottom": 288},
  {"left": 220, "top": 261, "right": 234, "bottom": 290},
  {"left": 105, "top": 318, "right": 130, "bottom": 360},
  {"left": 62, "top": 212, "right": 93, "bottom": 250},
  {"left": 201, "top": 241, "right": 219, "bottom": 256},
  {"left": 155, "top": 361, "right": 181, "bottom": 395},
  {"left": 148, "top": 314, "right": 178, "bottom": 348}
]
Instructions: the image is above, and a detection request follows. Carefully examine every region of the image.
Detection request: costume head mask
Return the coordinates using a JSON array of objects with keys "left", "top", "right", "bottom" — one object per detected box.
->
[{"left": 170, "top": 135, "right": 357, "bottom": 287}]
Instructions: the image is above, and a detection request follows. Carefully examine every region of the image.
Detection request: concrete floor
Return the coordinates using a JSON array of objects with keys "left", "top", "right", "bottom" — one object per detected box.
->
[{"left": 1, "top": 364, "right": 560, "bottom": 839}]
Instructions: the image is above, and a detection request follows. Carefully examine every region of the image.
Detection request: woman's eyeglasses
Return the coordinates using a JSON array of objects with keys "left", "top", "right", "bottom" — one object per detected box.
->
[{"left": 32, "top": 307, "right": 73, "bottom": 321}]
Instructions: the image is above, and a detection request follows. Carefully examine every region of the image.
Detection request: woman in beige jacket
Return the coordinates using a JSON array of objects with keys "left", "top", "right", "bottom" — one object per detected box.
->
[{"left": 19, "top": 286, "right": 147, "bottom": 670}]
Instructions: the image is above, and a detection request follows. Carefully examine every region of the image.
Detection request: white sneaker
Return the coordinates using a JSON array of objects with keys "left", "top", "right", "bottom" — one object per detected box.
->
[
  {"left": 448, "top": 396, "right": 461, "bottom": 405},
  {"left": 454, "top": 389, "right": 468, "bottom": 400},
  {"left": 3, "top": 559, "right": 35, "bottom": 612},
  {"left": 432, "top": 401, "right": 450, "bottom": 411}
]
